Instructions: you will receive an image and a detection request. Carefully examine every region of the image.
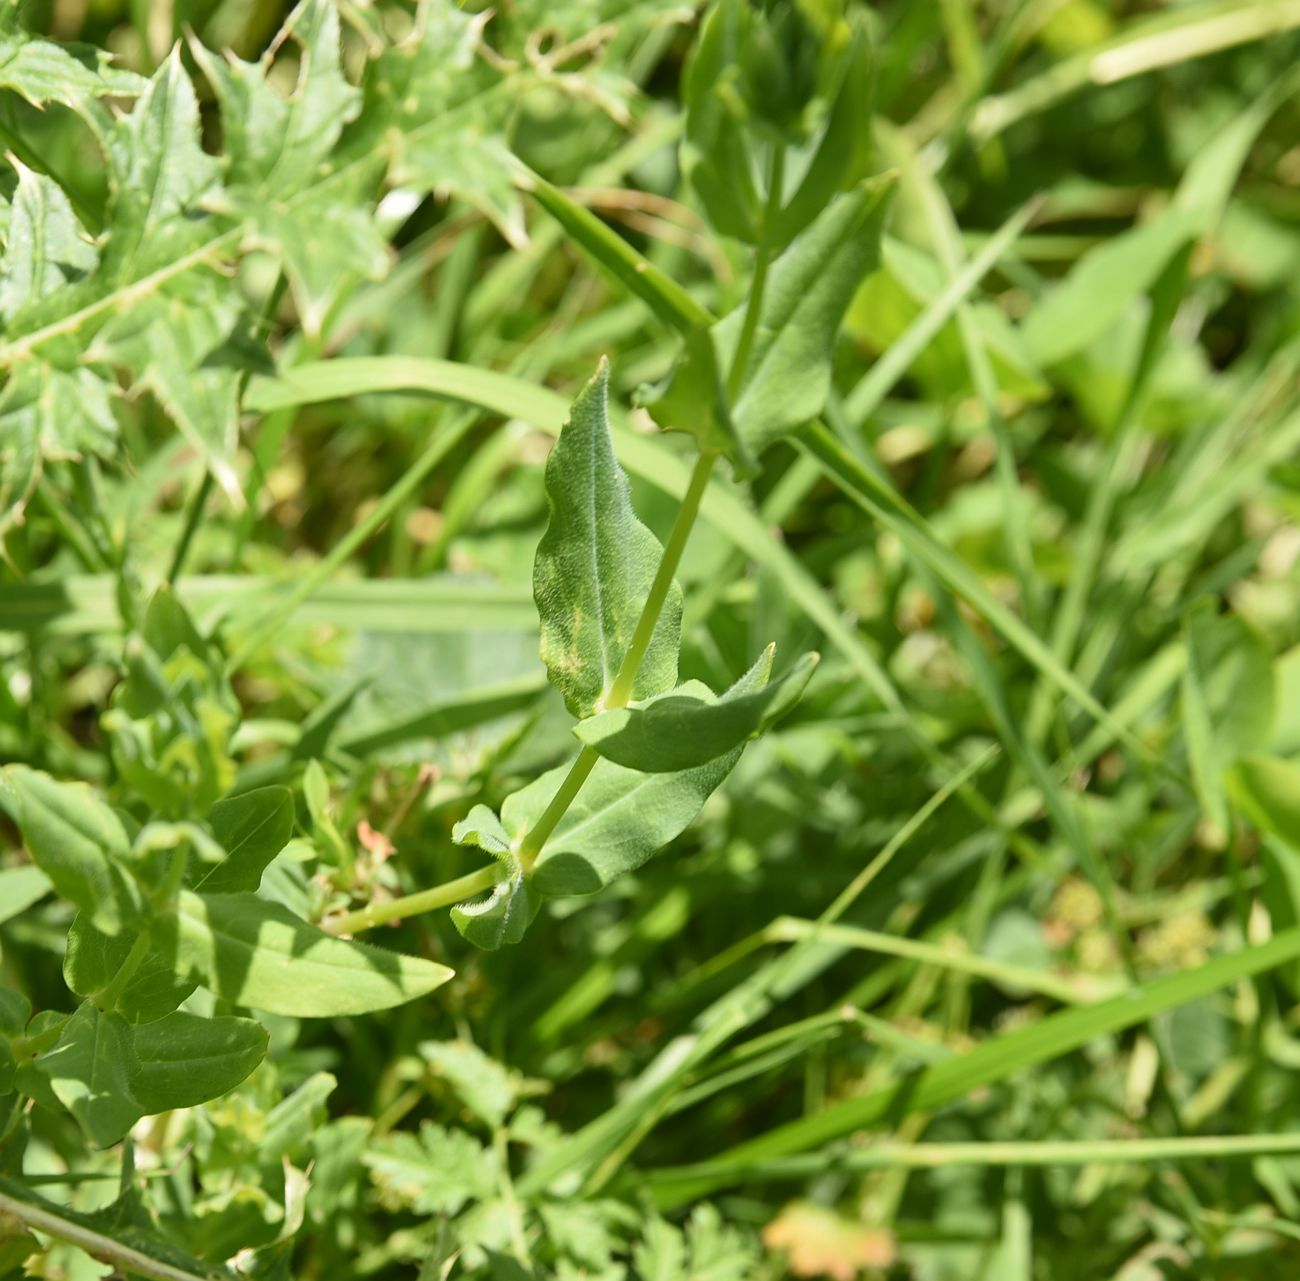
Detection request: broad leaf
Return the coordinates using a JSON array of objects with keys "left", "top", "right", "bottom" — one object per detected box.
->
[
  {"left": 36, "top": 1003, "right": 141, "bottom": 1147},
  {"left": 199, "top": 786, "right": 295, "bottom": 893},
  {"left": 364, "top": 1122, "right": 499, "bottom": 1215},
  {"left": 533, "top": 361, "right": 681, "bottom": 718},
  {"left": 129, "top": 1011, "right": 267, "bottom": 1112},
  {"left": 152, "top": 890, "right": 454, "bottom": 1016},
  {"left": 64, "top": 916, "right": 197, "bottom": 1024},
  {"left": 502, "top": 749, "right": 743, "bottom": 897},
  {"left": 0, "top": 865, "right": 51, "bottom": 926},
  {"left": 575, "top": 648, "right": 817, "bottom": 772},
  {"left": 2, "top": 766, "right": 144, "bottom": 936},
  {"left": 713, "top": 177, "right": 894, "bottom": 461}
]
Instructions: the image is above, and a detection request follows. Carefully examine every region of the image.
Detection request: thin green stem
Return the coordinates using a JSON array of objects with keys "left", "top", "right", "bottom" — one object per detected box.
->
[
  {"left": 167, "top": 471, "right": 213, "bottom": 585},
  {"left": 607, "top": 449, "right": 717, "bottom": 709},
  {"left": 727, "top": 143, "right": 786, "bottom": 402},
  {"left": 519, "top": 448, "right": 719, "bottom": 869},
  {"left": 94, "top": 932, "right": 152, "bottom": 1011},
  {"left": 324, "top": 863, "right": 502, "bottom": 936},
  {"left": 0, "top": 1190, "right": 212, "bottom": 1281}
]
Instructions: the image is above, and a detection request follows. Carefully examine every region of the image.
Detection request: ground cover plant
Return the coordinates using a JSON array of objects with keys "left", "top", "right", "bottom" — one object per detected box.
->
[{"left": 2, "top": 0, "right": 1300, "bottom": 1276}]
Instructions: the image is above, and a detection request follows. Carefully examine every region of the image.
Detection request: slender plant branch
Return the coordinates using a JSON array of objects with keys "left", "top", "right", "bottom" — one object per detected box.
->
[
  {"left": 0, "top": 1189, "right": 222, "bottom": 1281},
  {"left": 323, "top": 863, "right": 502, "bottom": 936},
  {"left": 518, "top": 447, "right": 719, "bottom": 867},
  {"left": 726, "top": 143, "right": 786, "bottom": 402}
]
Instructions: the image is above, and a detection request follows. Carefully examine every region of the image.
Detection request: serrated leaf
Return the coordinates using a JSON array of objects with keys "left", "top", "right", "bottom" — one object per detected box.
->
[
  {"left": 0, "top": 363, "right": 118, "bottom": 536},
  {"left": 191, "top": 0, "right": 359, "bottom": 195},
  {"left": 364, "top": 1122, "right": 498, "bottom": 1215},
  {"left": 0, "top": 159, "right": 97, "bottom": 319},
  {"left": 128, "top": 1011, "right": 267, "bottom": 1113},
  {"left": 152, "top": 890, "right": 454, "bottom": 1015},
  {"left": 90, "top": 267, "right": 246, "bottom": 500},
  {"left": 393, "top": 130, "right": 526, "bottom": 249},
  {"left": 576, "top": 648, "right": 817, "bottom": 772},
  {"left": 198, "top": 786, "right": 295, "bottom": 893},
  {"left": 534, "top": 360, "right": 681, "bottom": 718},
  {"left": 233, "top": 185, "right": 390, "bottom": 338},
  {"left": 108, "top": 47, "right": 220, "bottom": 253},
  {"left": 64, "top": 916, "right": 197, "bottom": 1023},
  {"left": 0, "top": 9, "right": 145, "bottom": 108},
  {"left": 420, "top": 1039, "right": 517, "bottom": 1128},
  {"left": 713, "top": 176, "right": 894, "bottom": 460},
  {"left": 2, "top": 766, "right": 145, "bottom": 936},
  {"left": 36, "top": 1003, "right": 142, "bottom": 1147},
  {"left": 502, "top": 749, "right": 742, "bottom": 897}
]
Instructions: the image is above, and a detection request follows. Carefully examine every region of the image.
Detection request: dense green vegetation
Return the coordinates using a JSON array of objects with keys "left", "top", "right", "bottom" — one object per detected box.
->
[{"left": 3, "top": 0, "right": 1300, "bottom": 1276}]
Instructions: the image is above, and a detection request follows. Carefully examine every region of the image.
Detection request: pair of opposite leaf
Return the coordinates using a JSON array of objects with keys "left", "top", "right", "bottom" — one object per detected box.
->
[{"left": 451, "top": 363, "right": 817, "bottom": 949}]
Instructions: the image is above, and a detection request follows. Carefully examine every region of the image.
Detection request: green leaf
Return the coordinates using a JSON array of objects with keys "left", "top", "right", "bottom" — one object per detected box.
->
[
  {"left": 450, "top": 806, "right": 540, "bottom": 950},
  {"left": 0, "top": 9, "right": 145, "bottom": 108},
  {"left": 0, "top": 987, "right": 31, "bottom": 1037},
  {"left": 64, "top": 916, "right": 197, "bottom": 1024},
  {"left": 713, "top": 177, "right": 894, "bottom": 460},
  {"left": 364, "top": 1122, "right": 498, "bottom": 1215},
  {"left": 576, "top": 648, "right": 817, "bottom": 772},
  {"left": 533, "top": 360, "right": 681, "bottom": 718},
  {"left": 420, "top": 1039, "right": 517, "bottom": 1128},
  {"left": 89, "top": 267, "right": 246, "bottom": 501},
  {"left": 263, "top": 1070, "right": 337, "bottom": 1160},
  {"left": 769, "top": 20, "right": 875, "bottom": 248},
  {"left": 152, "top": 890, "right": 454, "bottom": 1015},
  {"left": 1020, "top": 208, "right": 1201, "bottom": 366},
  {"left": 1229, "top": 756, "right": 1300, "bottom": 849},
  {"left": 0, "top": 159, "right": 97, "bottom": 320},
  {"left": 2, "top": 766, "right": 144, "bottom": 936},
  {"left": 199, "top": 0, "right": 359, "bottom": 196},
  {"left": 36, "top": 1003, "right": 142, "bottom": 1147},
  {"left": 525, "top": 175, "right": 712, "bottom": 336},
  {"left": 0, "top": 363, "right": 118, "bottom": 536},
  {"left": 128, "top": 1012, "right": 267, "bottom": 1113},
  {"left": 107, "top": 48, "right": 220, "bottom": 253},
  {"left": 503, "top": 748, "right": 742, "bottom": 897},
  {"left": 0, "top": 865, "right": 52, "bottom": 926},
  {"left": 199, "top": 786, "right": 295, "bottom": 893},
  {"left": 681, "top": 0, "right": 763, "bottom": 242}
]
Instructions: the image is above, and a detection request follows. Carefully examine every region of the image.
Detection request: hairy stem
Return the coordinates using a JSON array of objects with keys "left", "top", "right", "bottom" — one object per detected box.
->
[{"left": 324, "top": 863, "right": 502, "bottom": 936}]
